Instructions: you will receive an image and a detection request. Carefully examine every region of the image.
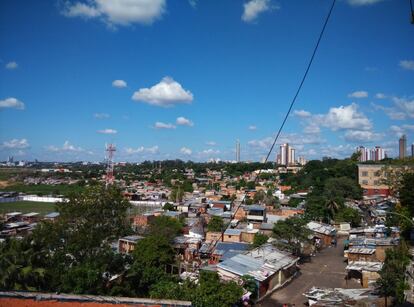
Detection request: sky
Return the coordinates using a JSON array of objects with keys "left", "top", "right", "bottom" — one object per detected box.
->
[{"left": 0, "top": 0, "right": 413, "bottom": 163}]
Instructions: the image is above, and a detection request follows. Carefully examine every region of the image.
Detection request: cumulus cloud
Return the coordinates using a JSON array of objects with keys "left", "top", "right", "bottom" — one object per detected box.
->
[
  {"left": 248, "top": 125, "right": 257, "bottom": 131},
  {"left": 63, "top": 0, "right": 166, "bottom": 26},
  {"left": 0, "top": 97, "right": 25, "bottom": 110},
  {"left": 180, "top": 147, "right": 192, "bottom": 155},
  {"left": 399, "top": 60, "right": 414, "bottom": 71},
  {"left": 206, "top": 141, "right": 217, "bottom": 146},
  {"left": 375, "top": 93, "right": 386, "bottom": 99},
  {"left": 125, "top": 145, "right": 159, "bottom": 154},
  {"left": 318, "top": 103, "right": 372, "bottom": 131},
  {"left": 348, "top": 91, "right": 368, "bottom": 99},
  {"left": 344, "top": 130, "right": 383, "bottom": 142},
  {"left": 371, "top": 102, "right": 406, "bottom": 120},
  {"left": 293, "top": 110, "right": 311, "bottom": 118},
  {"left": 1, "top": 138, "right": 30, "bottom": 149},
  {"left": 112, "top": 79, "right": 127, "bottom": 88},
  {"left": 242, "top": 0, "right": 275, "bottom": 23},
  {"left": 392, "top": 96, "right": 414, "bottom": 119},
  {"left": 304, "top": 123, "right": 320, "bottom": 134},
  {"left": 46, "top": 141, "right": 84, "bottom": 153},
  {"left": 200, "top": 149, "right": 220, "bottom": 155},
  {"left": 347, "top": 0, "right": 383, "bottom": 6},
  {"left": 94, "top": 113, "right": 110, "bottom": 119},
  {"left": 176, "top": 116, "right": 194, "bottom": 127},
  {"left": 5, "top": 61, "right": 18, "bottom": 70},
  {"left": 154, "top": 121, "right": 176, "bottom": 129},
  {"left": 132, "top": 77, "right": 193, "bottom": 107},
  {"left": 97, "top": 128, "right": 117, "bottom": 134}
]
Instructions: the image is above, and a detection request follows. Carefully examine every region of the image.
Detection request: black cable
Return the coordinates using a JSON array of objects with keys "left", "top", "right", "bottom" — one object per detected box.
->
[
  {"left": 261, "top": 0, "right": 336, "bottom": 167},
  {"left": 211, "top": 0, "right": 337, "bottom": 248}
]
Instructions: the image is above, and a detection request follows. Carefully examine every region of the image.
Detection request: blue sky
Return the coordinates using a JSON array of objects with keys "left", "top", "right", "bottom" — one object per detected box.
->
[{"left": 0, "top": 0, "right": 413, "bottom": 162}]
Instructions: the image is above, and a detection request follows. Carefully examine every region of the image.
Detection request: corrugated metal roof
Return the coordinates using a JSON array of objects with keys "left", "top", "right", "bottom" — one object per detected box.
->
[{"left": 346, "top": 261, "right": 383, "bottom": 272}]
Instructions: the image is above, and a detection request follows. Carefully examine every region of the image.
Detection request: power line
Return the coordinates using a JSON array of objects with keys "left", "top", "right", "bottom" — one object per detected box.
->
[
  {"left": 262, "top": 0, "right": 337, "bottom": 166},
  {"left": 210, "top": 0, "right": 338, "bottom": 248}
]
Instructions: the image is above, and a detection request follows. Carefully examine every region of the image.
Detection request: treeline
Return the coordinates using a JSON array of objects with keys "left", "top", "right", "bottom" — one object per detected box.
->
[{"left": 0, "top": 185, "right": 243, "bottom": 306}]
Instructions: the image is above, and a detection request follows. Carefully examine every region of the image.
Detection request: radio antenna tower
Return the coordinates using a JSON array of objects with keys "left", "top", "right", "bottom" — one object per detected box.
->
[{"left": 105, "top": 143, "right": 116, "bottom": 187}]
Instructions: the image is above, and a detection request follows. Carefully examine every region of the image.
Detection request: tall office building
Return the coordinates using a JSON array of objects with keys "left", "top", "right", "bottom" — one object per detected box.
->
[
  {"left": 236, "top": 139, "right": 240, "bottom": 162},
  {"left": 356, "top": 146, "right": 385, "bottom": 162},
  {"left": 356, "top": 146, "right": 370, "bottom": 162},
  {"left": 278, "top": 143, "right": 295, "bottom": 166},
  {"left": 399, "top": 135, "right": 407, "bottom": 159}
]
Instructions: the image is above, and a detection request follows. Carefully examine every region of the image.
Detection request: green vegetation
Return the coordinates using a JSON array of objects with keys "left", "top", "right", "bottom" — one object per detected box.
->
[
  {"left": 1, "top": 183, "right": 85, "bottom": 196},
  {"left": 376, "top": 242, "right": 410, "bottom": 305},
  {"left": 207, "top": 216, "right": 224, "bottom": 232},
  {"left": 0, "top": 201, "right": 56, "bottom": 216},
  {"left": 252, "top": 233, "right": 269, "bottom": 248},
  {"left": 272, "top": 216, "right": 311, "bottom": 255}
]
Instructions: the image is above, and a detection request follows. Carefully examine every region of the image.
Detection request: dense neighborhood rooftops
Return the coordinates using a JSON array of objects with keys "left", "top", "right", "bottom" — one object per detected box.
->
[
  {"left": 213, "top": 242, "right": 250, "bottom": 260},
  {"left": 218, "top": 244, "right": 299, "bottom": 282},
  {"left": 307, "top": 221, "right": 336, "bottom": 236},
  {"left": 347, "top": 247, "right": 376, "bottom": 255},
  {"left": 346, "top": 261, "right": 383, "bottom": 272}
]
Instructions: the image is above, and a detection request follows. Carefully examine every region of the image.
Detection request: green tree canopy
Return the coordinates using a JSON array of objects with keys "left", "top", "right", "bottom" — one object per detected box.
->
[{"left": 207, "top": 216, "right": 224, "bottom": 232}]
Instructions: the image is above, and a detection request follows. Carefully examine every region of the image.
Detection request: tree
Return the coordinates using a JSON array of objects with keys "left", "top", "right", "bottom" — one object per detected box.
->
[
  {"left": 207, "top": 216, "right": 224, "bottom": 232},
  {"left": 191, "top": 271, "right": 243, "bottom": 307},
  {"left": 169, "top": 186, "right": 184, "bottom": 202},
  {"left": 376, "top": 242, "right": 410, "bottom": 306},
  {"left": 272, "top": 217, "right": 311, "bottom": 255},
  {"left": 334, "top": 207, "right": 361, "bottom": 227},
  {"left": 399, "top": 172, "right": 414, "bottom": 216},
  {"left": 253, "top": 233, "right": 269, "bottom": 248},
  {"left": 253, "top": 190, "right": 266, "bottom": 204},
  {"left": 163, "top": 202, "right": 175, "bottom": 211},
  {"left": 148, "top": 216, "right": 183, "bottom": 240}
]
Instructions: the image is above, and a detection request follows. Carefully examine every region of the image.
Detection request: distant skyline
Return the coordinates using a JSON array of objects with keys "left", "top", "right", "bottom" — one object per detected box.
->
[{"left": 1, "top": 0, "right": 413, "bottom": 162}]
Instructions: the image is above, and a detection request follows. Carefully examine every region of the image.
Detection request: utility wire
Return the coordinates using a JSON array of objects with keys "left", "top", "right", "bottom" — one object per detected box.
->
[
  {"left": 261, "top": 0, "right": 336, "bottom": 166},
  {"left": 211, "top": 0, "right": 337, "bottom": 250}
]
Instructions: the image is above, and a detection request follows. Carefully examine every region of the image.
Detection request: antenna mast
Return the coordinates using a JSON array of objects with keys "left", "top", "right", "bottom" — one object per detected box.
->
[{"left": 105, "top": 143, "right": 116, "bottom": 187}]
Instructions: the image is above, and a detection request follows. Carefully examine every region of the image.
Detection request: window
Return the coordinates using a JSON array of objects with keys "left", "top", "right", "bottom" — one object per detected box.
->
[
  {"left": 362, "top": 180, "right": 368, "bottom": 185},
  {"left": 361, "top": 171, "right": 368, "bottom": 177},
  {"left": 373, "top": 180, "right": 379, "bottom": 185}
]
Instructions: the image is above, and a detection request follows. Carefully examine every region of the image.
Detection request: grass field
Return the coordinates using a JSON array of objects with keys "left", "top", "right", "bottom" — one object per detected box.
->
[
  {"left": 0, "top": 184, "right": 84, "bottom": 196},
  {"left": 0, "top": 201, "right": 57, "bottom": 216}
]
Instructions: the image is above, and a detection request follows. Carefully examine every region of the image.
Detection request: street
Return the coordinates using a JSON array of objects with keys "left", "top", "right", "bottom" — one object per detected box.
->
[{"left": 258, "top": 238, "right": 362, "bottom": 306}]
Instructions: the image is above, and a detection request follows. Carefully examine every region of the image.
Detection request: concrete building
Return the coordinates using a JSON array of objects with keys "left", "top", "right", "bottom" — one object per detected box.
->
[
  {"left": 357, "top": 164, "right": 390, "bottom": 196},
  {"left": 399, "top": 134, "right": 407, "bottom": 159}
]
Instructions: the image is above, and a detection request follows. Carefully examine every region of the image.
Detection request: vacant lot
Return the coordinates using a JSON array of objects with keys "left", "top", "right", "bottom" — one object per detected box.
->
[{"left": 0, "top": 201, "right": 57, "bottom": 216}]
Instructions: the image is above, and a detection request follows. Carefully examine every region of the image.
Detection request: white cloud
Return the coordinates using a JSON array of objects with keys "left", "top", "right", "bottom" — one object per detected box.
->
[
  {"left": 348, "top": 91, "right": 368, "bottom": 99},
  {"left": 97, "top": 128, "right": 117, "bottom": 134},
  {"left": 94, "top": 113, "right": 110, "bottom": 119},
  {"left": 1, "top": 138, "right": 29, "bottom": 149},
  {"left": 199, "top": 149, "right": 220, "bottom": 157},
  {"left": 63, "top": 2, "right": 101, "bottom": 18},
  {"left": 371, "top": 102, "right": 406, "bottom": 120},
  {"left": 392, "top": 96, "right": 414, "bottom": 119},
  {"left": 318, "top": 103, "right": 372, "bottom": 131},
  {"left": 293, "top": 109, "right": 311, "bottom": 118},
  {"left": 112, "top": 79, "right": 127, "bottom": 88},
  {"left": 132, "top": 77, "right": 193, "bottom": 107},
  {"left": 0, "top": 97, "right": 25, "bottom": 110},
  {"left": 348, "top": 0, "right": 383, "bottom": 6},
  {"left": 248, "top": 125, "right": 257, "bottom": 131},
  {"left": 176, "top": 116, "right": 194, "bottom": 127},
  {"left": 375, "top": 93, "right": 386, "bottom": 99},
  {"left": 125, "top": 145, "right": 159, "bottom": 154},
  {"left": 344, "top": 130, "right": 383, "bottom": 143},
  {"left": 188, "top": 0, "right": 197, "bottom": 8},
  {"left": 304, "top": 123, "right": 320, "bottom": 134},
  {"left": 63, "top": 0, "right": 166, "bottom": 26},
  {"left": 242, "top": 0, "right": 275, "bottom": 23},
  {"left": 390, "top": 124, "right": 414, "bottom": 137},
  {"left": 154, "top": 121, "right": 176, "bottom": 129},
  {"left": 399, "top": 60, "right": 414, "bottom": 71},
  {"left": 5, "top": 61, "right": 18, "bottom": 70},
  {"left": 206, "top": 141, "right": 217, "bottom": 146},
  {"left": 248, "top": 137, "right": 273, "bottom": 149},
  {"left": 46, "top": 141, "right": 84, "bottom": 153},
  {"left": 180, "top": 147, "right": 192, "bottom": 155}
]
